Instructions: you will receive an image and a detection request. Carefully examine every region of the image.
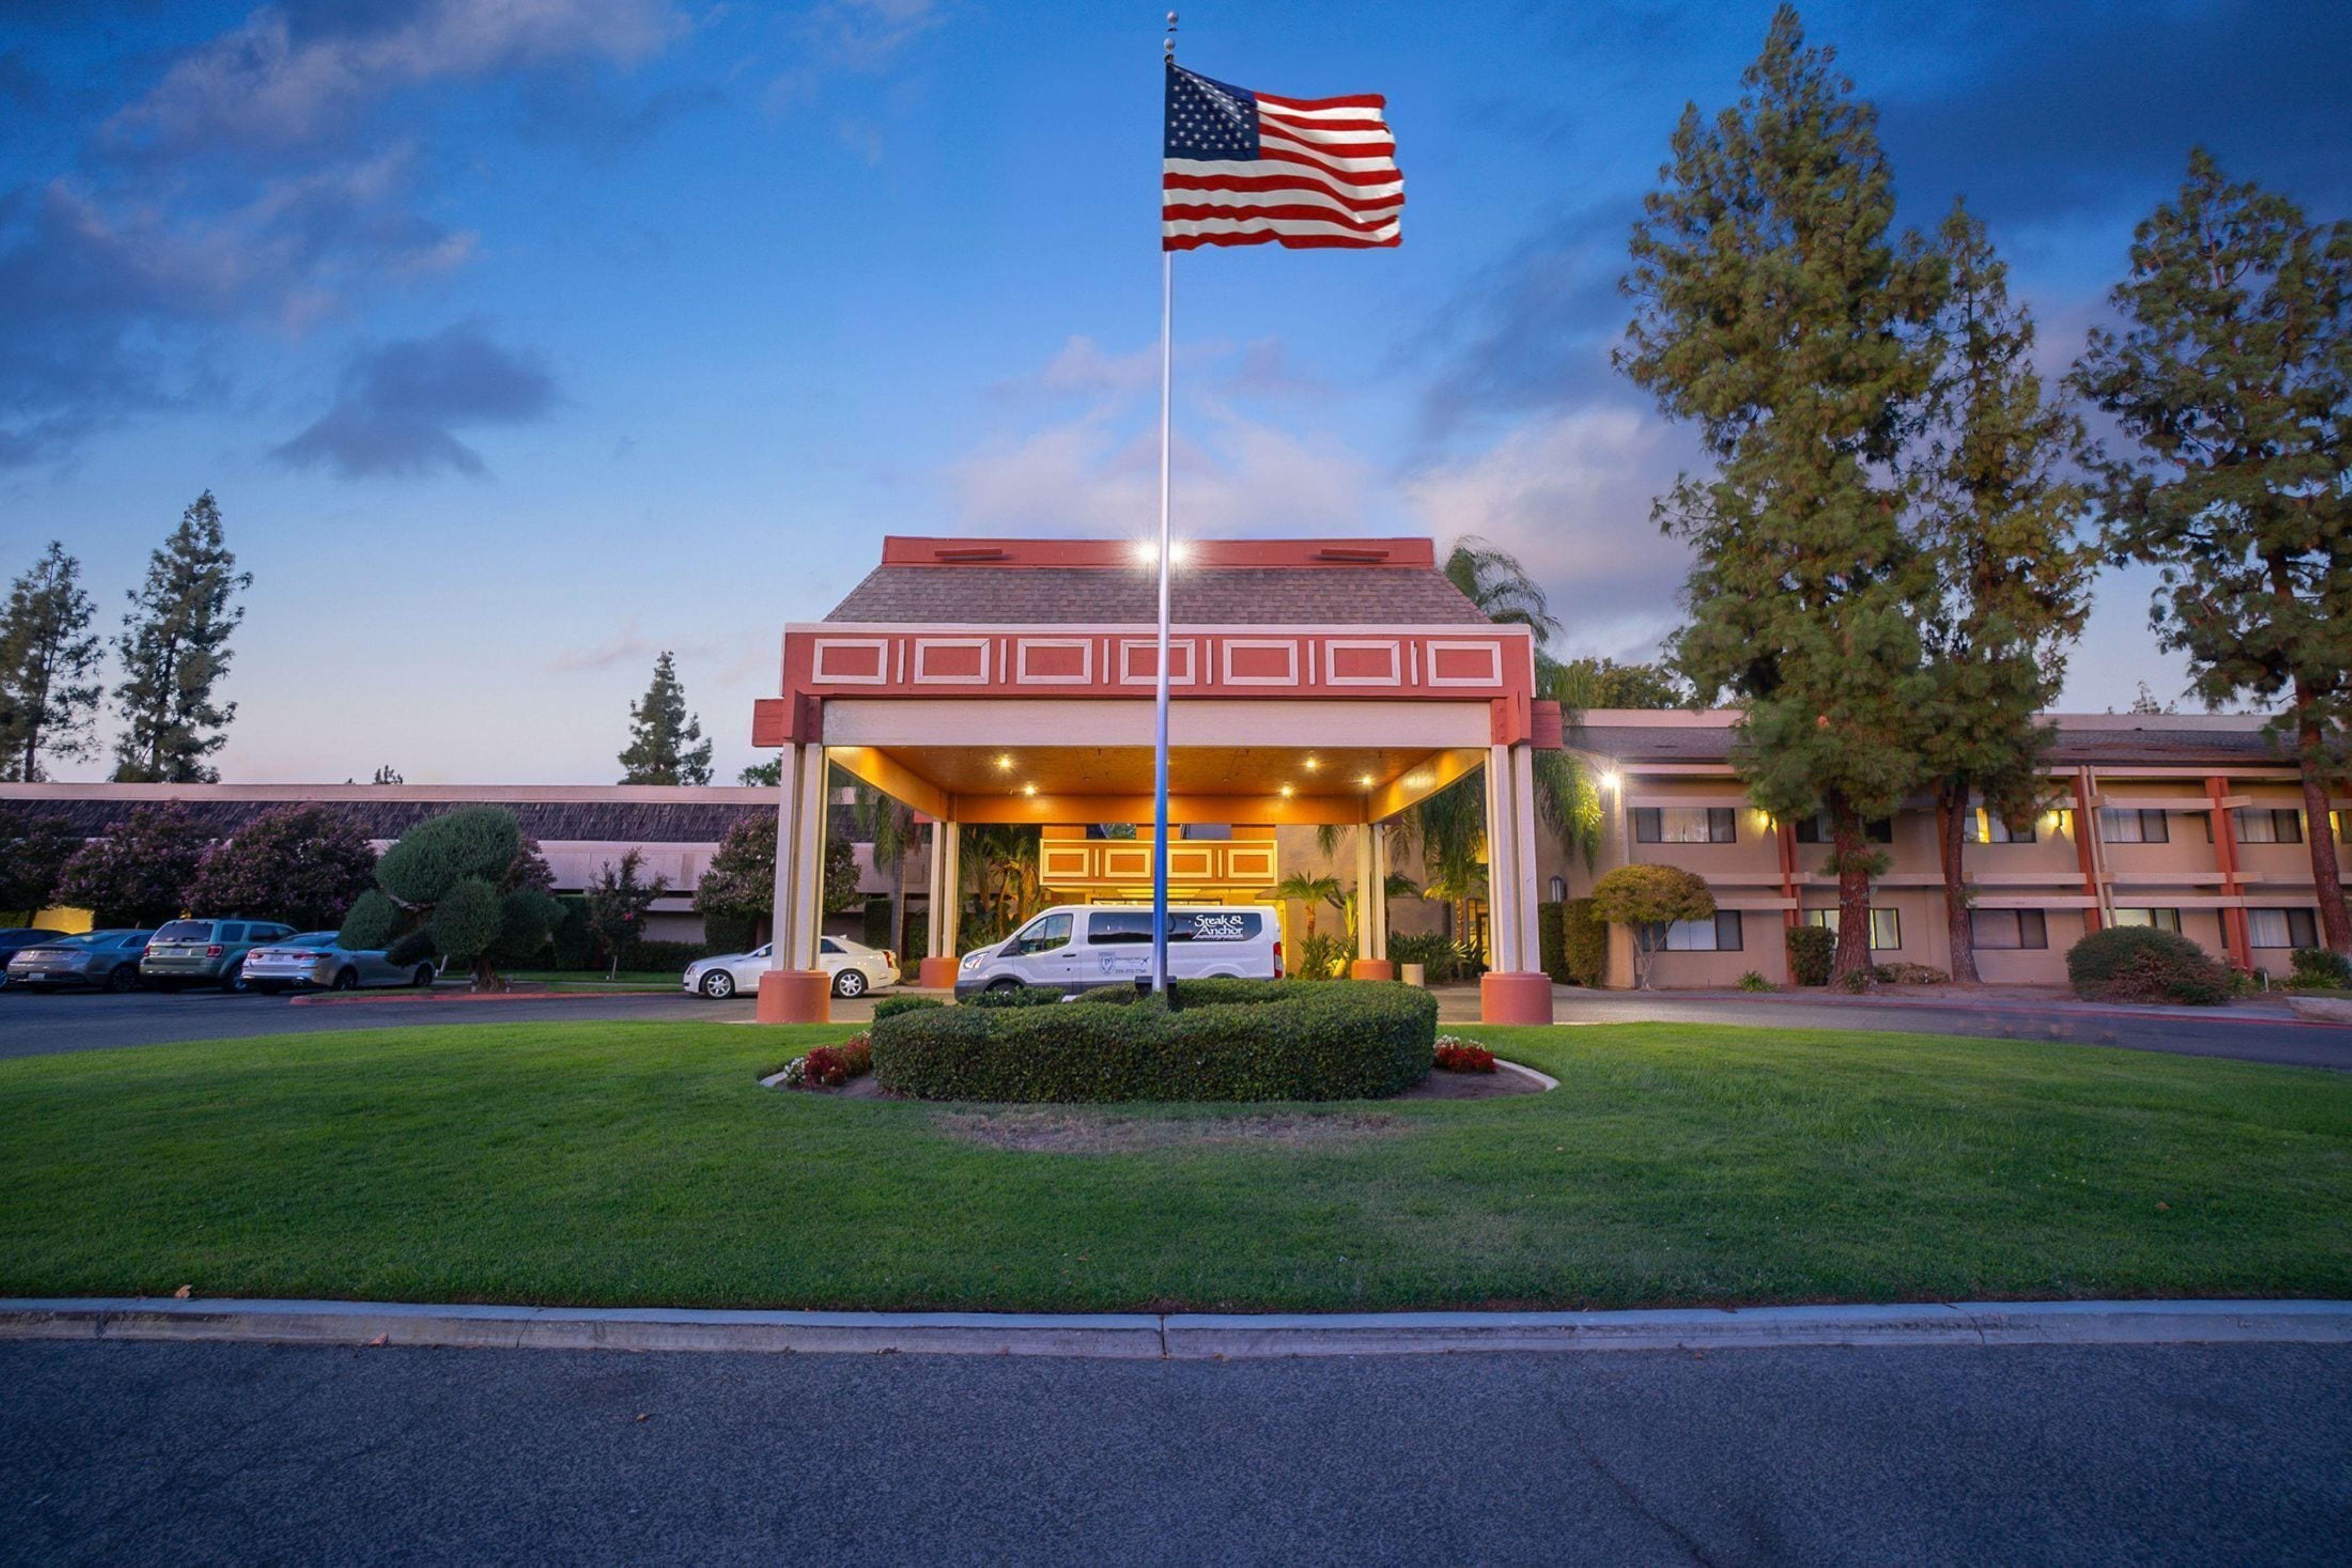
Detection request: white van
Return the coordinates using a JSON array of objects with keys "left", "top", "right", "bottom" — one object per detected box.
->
[{"left": 954, "top": 904, "right": 1282, "bottom": 997}]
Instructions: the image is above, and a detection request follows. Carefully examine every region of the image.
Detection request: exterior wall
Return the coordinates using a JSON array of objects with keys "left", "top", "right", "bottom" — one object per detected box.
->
[{"left": 1563, "top": 731, "right": 2348, "bottom": 989}]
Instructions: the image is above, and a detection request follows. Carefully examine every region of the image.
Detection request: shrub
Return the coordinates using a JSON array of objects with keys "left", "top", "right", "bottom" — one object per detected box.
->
[
  {"left": 53, "top": 804, "right": 210, "bottom": 927},
  {"left": 1590, "top": 863, "right": 1715, "bottom": 989},
  {"left": 1536, "top": 902, "right": 1572, "bottom": 985},
  {"left": 339, "top": 806, "right": 559, "bottom": 989},
  {"left": 613, "top": 939, "right": 711, "bottom": 975},
  {"left": 801, "top": 1033, "right": 873, "bottom": 1088},
  {"left": 1560, "top": 898, "right": 1607, "bottom": 986},
  {"left": 1736, "top": 970, "right": 1775, "bottom": 992},
  {"left": 1433, "top": 1035, "right": 1496, "bottom": 1073},
  {"left": 186, "top": 805, "right": 377, "bottom": 930},
  {"left": 872, "top": 995, "right": 945, "bottom": 1023},
  {"left": 2066, "top": 926, "right": 2232, "bottom": 1006},
  {"left": 966, "top": 984, "right": 1067, "bottom": 1008},
  {"left": 1387, "top": 932, "right": 1483, "bottom": 983},
  {"left": 871, "top": 979, "right": 1437, "bottom": 1102},
  {"left": 1872, "top": 961, "right": 1950, "bottom": 986},
  {"left": 2289, "top": 947, "right": 2352, "bottom": 990},
  {"left": 862, "top": 897, "right": 894, "bottom": 951},
  {"left": 1785, "top": 924, "right": 1834, "bottom": 987},
  {"left": 700, "top": 910, "right": 759, "bottom": 958},
  {"left": 1838, "top": 969, "right": 1873, "bottom": 994},
  {"left": 1294, "top": 930, "right": 1349, "bottom": 981}
]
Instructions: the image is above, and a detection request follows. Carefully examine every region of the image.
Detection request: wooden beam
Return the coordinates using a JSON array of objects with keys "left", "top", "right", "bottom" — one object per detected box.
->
[
  {"left": 825, "top": 745, "right": 951, "bottom": 820},
  {"left": 1365, "top": 748, "right": 1485, "bottom": 824}
]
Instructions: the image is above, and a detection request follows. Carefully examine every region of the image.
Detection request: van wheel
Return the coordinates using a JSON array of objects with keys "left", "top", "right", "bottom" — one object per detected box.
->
[
  {"left": 833, "top": 968, "right": 868, "bottom": 999},
  {"left": 985, "top": 977, "right": 1023, "bottom": 994}
]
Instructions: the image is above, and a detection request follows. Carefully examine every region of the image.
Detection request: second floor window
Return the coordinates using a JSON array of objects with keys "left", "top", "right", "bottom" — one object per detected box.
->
[
  {"left": 1633, "top": 806, "right": 1737, "bottom": 844},
  {"left": 2098, "top": 807, "right": 2169, "bottom": 844},
  {"left": 1960, "top": 808, "right": 2037, "bottom": 843},
  {"left": 1792, "top": 813, "right": 1894, "bottom": 844},
  {"left": 2231, "top": 807, "right": 2304, "bottom": 845}
]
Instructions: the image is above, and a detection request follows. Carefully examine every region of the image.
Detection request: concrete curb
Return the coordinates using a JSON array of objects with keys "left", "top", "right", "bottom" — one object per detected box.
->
[{"left": 2, "top": 1297, "right": 2344, "bottom": 1359}]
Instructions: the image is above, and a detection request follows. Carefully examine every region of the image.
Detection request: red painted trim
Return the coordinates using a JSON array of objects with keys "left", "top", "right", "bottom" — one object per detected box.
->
[
  {"left": 2071, "top": 770, "right": 2103, "bottom": 933},
  {"left": 876, "top": 536, "right": 1436, "bottom": 569},
  {"left": 2208, "top": 774, "right": 2253, "bottom": 970}
]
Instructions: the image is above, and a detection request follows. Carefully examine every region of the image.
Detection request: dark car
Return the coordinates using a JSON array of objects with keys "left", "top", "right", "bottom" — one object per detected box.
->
[
  {"left": 5, "top": 929, "right": 154, "bottom": 991},
  {"left": 0, "top": 928, "right": 70, "bottom": 987}
]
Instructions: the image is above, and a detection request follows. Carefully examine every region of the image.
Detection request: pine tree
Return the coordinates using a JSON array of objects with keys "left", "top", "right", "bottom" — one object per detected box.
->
[
  {"left": 2072, "top": 152, "right": 2352, "bottom": 955},
  {"left": 1914, "top": 204, "right": 2099, "bottom": 981},
  {"left": 618, "top": 651, "right": 714, "bottom": 785},
  {"left": 0, "top": 542, "right": 103, "bottom": 782},
  {"left": 1617, "top": 7, "right": 1946, "bottom": 983},
  {"left": 111, "top": 492, "right": 251, "bottom": 783}
]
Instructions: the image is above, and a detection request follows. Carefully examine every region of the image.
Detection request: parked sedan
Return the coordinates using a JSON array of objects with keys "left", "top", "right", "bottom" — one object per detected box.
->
[
  {"left": 4, "top": 929, "right": 153, "bottom": 991},
  {"left": 0, "top": 927, "right": 70, "bottom": 984},
  {"left": 682, "top": 936, "right": 900, "bottom": 1001},
  {"left": 242, "top": 933, "right": 439, "bottom": 993}
]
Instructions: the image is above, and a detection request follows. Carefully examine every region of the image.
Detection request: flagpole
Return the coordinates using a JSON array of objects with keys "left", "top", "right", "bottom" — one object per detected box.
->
[{"left": 1151, "top": 13, "right": 1176, "bottom": 996}]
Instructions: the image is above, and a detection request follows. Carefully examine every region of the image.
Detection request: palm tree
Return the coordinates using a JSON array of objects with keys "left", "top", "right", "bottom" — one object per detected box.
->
[
  {"left": 961, "top": 824, "right": 1040, "bottom": 946},
  {"left": 848, "top": 779, "right": 918, "bottom": 956},
  {"left": 1442, "top": 536, "right": 1562, "bottom": 640},
  {"left": 1274, "top": 871, "right": 1342, "bottom": 940}
]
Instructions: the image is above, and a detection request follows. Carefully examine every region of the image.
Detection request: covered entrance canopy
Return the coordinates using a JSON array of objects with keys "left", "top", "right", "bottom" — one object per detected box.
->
[{"left": 748, "top": 536, "right": 1562, "bottom": 1023}]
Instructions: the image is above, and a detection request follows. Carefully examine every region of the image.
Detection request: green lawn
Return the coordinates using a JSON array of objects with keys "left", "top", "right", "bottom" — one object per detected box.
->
[{"left": 0, "top": 1021, "right": 2345, "bottom": 1313}]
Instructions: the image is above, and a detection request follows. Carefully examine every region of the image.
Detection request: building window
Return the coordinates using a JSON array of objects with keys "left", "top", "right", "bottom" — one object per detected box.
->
[
  {"left": 1792, "top": 813, "right": 1894, "bottom": 844},
  {"left": 1633, "top": 806, "right": 1737, "bottom": 844},
  {"left": 1970, "top": 909, "right": 2049, "bottom": 950},
  {"left": 2247, "top": 908, "right": 2320, "bottom": 949},
  {"left": 2335, "top": 810, "right": 2351, "bottom": 844},
  {"left": 2233, "top": 807, "right": 2304, "bottom": 844},
  {"left": 1660, "top": 911, "right": 1744, "bottom": 951},
  {"left": 2098, "top": 807, "right": 2169, "bottom": 844},
  {"left": 1960, "top": 808, "right": 2036, "bottom": 843},
  {"left": 2111, "top": 908, "right": 2183, "bottom": 934},
  {"left": 1802, "top": 907, "right": 1901, "bottom": 950}
]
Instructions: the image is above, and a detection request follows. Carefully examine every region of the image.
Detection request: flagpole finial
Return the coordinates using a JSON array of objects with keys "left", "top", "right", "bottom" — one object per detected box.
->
[{"left": 1165, "top": 11, "right": 1176, "bottom": 59}]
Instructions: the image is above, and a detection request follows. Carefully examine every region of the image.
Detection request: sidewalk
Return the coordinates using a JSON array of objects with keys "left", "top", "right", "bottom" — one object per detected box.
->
[{"left": 5, "top": 1296, "right": 2345, "bottom": 1359}]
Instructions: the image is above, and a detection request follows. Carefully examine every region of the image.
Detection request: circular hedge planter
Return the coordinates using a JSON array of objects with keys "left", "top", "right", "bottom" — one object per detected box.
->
[{"left": 869, "top": 979, "right": 1438, "bottom": 1102}]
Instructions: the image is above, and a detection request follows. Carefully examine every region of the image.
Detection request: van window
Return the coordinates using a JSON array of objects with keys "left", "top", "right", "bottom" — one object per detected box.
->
[
  {"left": 1008, "top": 912, "right": 1072, "bottom": 954},
  {"left": 1082, "top": 910, "right": 1266, "bottom": 944}
]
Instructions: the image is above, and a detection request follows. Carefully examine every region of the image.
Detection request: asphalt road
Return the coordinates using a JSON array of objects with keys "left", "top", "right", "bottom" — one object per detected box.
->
[
  {"left": 5, "top": 981, "right": 2348, "bottom": 1068},
  {"left": 3, "top": 1338, "right": 2344, "bottom": 1565}
]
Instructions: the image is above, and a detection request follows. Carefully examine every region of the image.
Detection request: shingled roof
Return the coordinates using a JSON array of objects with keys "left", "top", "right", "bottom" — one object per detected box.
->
[{"left": 821, "top": 537, "right": 1491, "bottom": 626}]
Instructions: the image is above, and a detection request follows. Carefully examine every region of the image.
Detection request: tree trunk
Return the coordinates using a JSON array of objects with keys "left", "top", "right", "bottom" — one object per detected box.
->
[
  {"left": 1936, "top": 782, "right": 1981, "bottom": 982},
  {"left": 1828, "top": 796, "right": 1876, "bottom": 987},
  {"left": 2296, "top": 695, "right": 2351, "bottom": 954}
]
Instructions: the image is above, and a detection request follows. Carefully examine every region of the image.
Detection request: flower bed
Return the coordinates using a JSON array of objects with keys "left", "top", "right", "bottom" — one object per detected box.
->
[
  {"left": 869, "top": 978, "right": 1437, "bottom": 1102},
  {"left": 1433, "top": 1035, "right": 1496, "bottom": 1073},
  {"left": 780, "top": 1032, "right": 872, "bottom": 1089}
]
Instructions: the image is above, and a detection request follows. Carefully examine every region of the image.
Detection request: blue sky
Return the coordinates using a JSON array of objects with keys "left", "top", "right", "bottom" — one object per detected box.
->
[{"left": 2, "top": 1, "right": 2346, "bottom": 783}]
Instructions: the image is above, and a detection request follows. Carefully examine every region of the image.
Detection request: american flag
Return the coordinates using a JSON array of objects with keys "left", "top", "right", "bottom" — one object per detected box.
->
[{"left": 1162, "top": 63, "right": 1402, "bottom": 251}]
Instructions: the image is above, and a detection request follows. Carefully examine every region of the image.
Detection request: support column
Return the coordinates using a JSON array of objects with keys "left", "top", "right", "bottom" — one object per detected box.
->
[
  {"left": 1481, "top": 743, "right": 1554, "bottom": 1026},
  {"left": 757, "top": 741, "right": 833, "bottom": 1023},
  {"left": 1511, "top": 743, "right": 1543, "bottom": 972},
  {"left": 918, "top": 815, "right": 961, "bottom": 989},
  {"left": 1371, "top": 825, "right": 1390, "bottom": 960},
  {"left": 2209, "top": 774, "right": 2253, "bottom": 970},
  {"left": 1351, "top": 819, "right": 1392, "bottom": 980}
]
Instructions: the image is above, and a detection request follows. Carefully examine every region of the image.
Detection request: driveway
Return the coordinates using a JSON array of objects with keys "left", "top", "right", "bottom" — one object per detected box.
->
[
  {"left": 4, "top": 979, "right": 2347, "bottom": 1070},
  {"left": 3, "top": 1338, "right": 2343, "bottom": 1565}
]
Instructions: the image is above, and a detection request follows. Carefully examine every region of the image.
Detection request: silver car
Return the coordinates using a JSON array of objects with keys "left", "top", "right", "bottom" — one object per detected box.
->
[
  {"left": 5, "top": 929, "right": 154, "bottom": 992},
  {"left": 242, "top": 933, "right": 439, "bottom": 994}
]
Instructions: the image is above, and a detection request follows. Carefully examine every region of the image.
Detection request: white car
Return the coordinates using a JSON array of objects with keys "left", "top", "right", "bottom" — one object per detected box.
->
[{"left": 683, "top": 937, "right": 900, "bottom": 1001}]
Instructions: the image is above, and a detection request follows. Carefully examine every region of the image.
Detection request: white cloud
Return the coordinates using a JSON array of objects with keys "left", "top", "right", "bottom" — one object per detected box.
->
[
  {"left": 1404, "top": 405, "right": 1697, "bottom": 660},
  {"left": 109, "top": 0, "right": 683, "bottom": 152}
]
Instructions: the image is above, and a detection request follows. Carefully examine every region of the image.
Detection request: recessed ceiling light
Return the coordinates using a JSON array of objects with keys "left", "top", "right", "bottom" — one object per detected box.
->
[
  {"left": 1302, "top": 756, "right": 1319, "bottom": 771},
  {"left": 995, "top": 754, "right": 1014, "bottom": 770},
  {"left": 1279, "top": 784, "right": 1294, "bottom": 798},
  {"left": 1022, "top": 782, "right": 1038, "bottom": 797},
  {"left": 1358, "top": 774, "right": 1375, "bottom": 789}
]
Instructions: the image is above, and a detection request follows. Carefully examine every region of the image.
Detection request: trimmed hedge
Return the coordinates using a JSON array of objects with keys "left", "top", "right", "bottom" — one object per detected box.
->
[
  {"left": 2066, "top": 926, "right": 2232, "bottom": 1006},
  {"left": 1785, "top": 924, "right": 1834, "bottom": 987},
  {"left": 2290, "top": 946, "right": 2352, "bottom": 989},
  {"left": 1536, "top": 901, "right": 1572, "bottom": 985},
  {"left": 871, "top": 995, "right": 945, "bottom": 1024},
  {"left": 871, "top": 979, "right": 1438, "bottom": 1102},
  {"left": 966, "top": 984, "right": 1067, "bottom": 1008},
  {"left": 1560, "top": 897, "right": 1606, "bottom": 987}
]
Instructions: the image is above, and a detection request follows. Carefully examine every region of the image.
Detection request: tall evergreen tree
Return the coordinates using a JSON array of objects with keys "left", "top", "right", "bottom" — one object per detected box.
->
[
  {"left": 618, "top": 651, "right": 713, "bottom": 785},
  {"left": 2071, "top": 151, "right": 2352, "bottom": 955},
  {"left": 111, "top": 492, "right": 250, "bottom": 783},
  {"left": 1914, "top": 204, "right": 2099, "bottom": 980},
  {"left": 1617, "top": 7, "right": 1946, "bottom": 983},
  {"left": 0, "top": 542, "right": 103, "bottom": 782}
]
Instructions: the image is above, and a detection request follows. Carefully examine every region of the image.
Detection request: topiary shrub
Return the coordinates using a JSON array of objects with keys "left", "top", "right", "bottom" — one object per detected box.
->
[
  {"left": 871, "top": 979, "right": 1437, "bottom": 1102},
  {"left": 1590, "top": 863, "right": 1714, "bottom": 989},
  {"left": 2289, "top": 947, "right": 2352, "bottom": 990},
  {"left": 966, "top": 984, "right": 1067, "bottom": 1008},
  {"left": 2066, "top": 926, "right": 2232, "bottom": 1006},
  {"left": 1536, "top": 902, "right": 1572, "bottom": 985},
  {"left": 1560, "top": 897, "right": 1607, "bottom": 987},
  {"left": 1872, "top": 961, "right": 1949, "bottom": 985},
  {"left": 339, "top": 806, "right": 560, "bottom": 990},
  {"left": 1785, "top": 924, "right": 1834, "bottom": 987}
]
